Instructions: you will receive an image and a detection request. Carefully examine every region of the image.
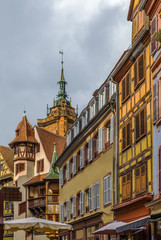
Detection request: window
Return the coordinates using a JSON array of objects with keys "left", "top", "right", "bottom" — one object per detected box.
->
[
  {"left": 89, "top": 101, "right": 96, "bottom": 120},
  {"left": 151, "top": 16, "right": 158, "bottom": 55},
  {"left": 19, "top": 201, "right": 26, "bottom": 215},
  {"left": 60, "top": 204, "right": 64, "bottom": 223},
  {"left": 109, "top": 81, "right": 116, "bottom": 99},
  {"left": 122, "top": 72, "right": 130, "bottom": 103},
  {"left": 134, "top": 52, "right": 145, "bottom": 89},
  {"left": 74, "top": 121, "right": 80, "bottom": 138},
  {"left": 135, "top": 164, "right": 147, "bottom": 195},
  {"left": 135, "top": 108, "right": 146, "bottom": 142},
  {"left": 104, "top": 175, "right": 111, "bottom": 205},
  {"left": 122, "top": 121, "right": 131, "bottom": 151},
  {"left": 88, "top": 138, "right": 93, "bottom": 162},
  {"left": 16, "top": 163, "right": 25, "bottom": 175},
  {"left": 66, "top": 162, "right": 70, "bottom": 181},
  {"left": 80, "top": 147, "right": 84, "bottom": 169},
  {"left": 66, "top": 130, "right": 72, "bottom": 146},
  {"left": 60, "top": 168, "right": 63, "bottom": 186},
  {"left": 0, "top": 164, "right": 3, "bottom": 171},
  {"left": 98, "top": 127, "right": 103, "bottom": 153},
  {"left": 80, "top": 191, "right": 84, "bottom": 215},
  {"left": 37, "top": 159, "right": 44, "bottom": 173},
  {"left": 72, "top": 196, "right": 76, "bottom": 218},
  {"left": 72, "top": 154, "right": 77, "bottom": 175},
  {"left": 122, "top": 173, "right": 131, "bottom": 200},
  {"left": 93, "top": 182, "right": 100, "bottom": 210},
  {"left": 99, "top": 86, "right": 107, "bottom": 110},
  {"left": 153, "top": 80, "right": 159, "bottom": 123}
]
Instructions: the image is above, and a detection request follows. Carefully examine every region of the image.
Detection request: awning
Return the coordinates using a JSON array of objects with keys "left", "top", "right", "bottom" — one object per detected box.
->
[
  {"left": 116, "top": 216, "right": 150, "bottom": 233},
  {"left": 93, "top": 221, "right": 126, "bottom": 235}
]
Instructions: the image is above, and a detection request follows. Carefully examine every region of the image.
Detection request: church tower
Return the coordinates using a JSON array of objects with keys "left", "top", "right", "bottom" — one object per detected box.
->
[{"left": 37, "top": 53, "right": 77, "bottom": 136}]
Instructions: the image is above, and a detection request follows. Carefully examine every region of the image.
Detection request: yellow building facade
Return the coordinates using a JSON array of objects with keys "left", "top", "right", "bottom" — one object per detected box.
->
[
  {"left": 0, "top": 146, "right": 14, "bottom": 240},
  {"left": 110, "top": 0, "right": 153, "bottom": 238},
  {"left": 56, "top": 78, "right": 118, "bottom": 240}
]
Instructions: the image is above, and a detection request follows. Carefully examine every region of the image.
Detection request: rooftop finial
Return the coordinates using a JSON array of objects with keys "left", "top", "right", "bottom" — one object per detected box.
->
[
  {"left": 59, "top": 50, "right": 64, "bottom": 69},
  {"left": 23, "top": 106, "right": 26, "bottom": 116}
]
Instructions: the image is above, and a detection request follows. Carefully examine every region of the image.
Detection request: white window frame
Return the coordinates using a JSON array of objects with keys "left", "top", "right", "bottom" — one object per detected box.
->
[
  {"left": 89, "top": 186, "right": 93, "bottom": 212},
  {"left": 93, "top": 182, "right": 100, "bottom": 210},
  {"left": 104, "top": 175, "right": 111, "bottom": 205}
]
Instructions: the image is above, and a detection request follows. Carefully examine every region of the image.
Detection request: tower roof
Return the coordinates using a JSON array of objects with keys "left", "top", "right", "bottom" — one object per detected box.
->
[
  {"left": 9, "top": 114, "right": 37, "bottom": 147},
  {"left": 44, "top": 143, "right": 59, "bottom": 180}
]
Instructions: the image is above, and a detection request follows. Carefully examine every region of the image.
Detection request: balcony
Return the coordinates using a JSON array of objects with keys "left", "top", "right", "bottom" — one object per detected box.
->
[
  {"left": 28, "top": 197, "right": 45, "bottom": 209},
  {"left": 46, "top": 195, "right": 59, "bottom": 203}
]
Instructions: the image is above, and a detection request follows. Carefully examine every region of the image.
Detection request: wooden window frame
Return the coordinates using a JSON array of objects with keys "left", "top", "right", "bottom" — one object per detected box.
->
[
  {"left": 134, "top": 52, "right": 145, "bottom": 90},
  {"left": 122, "top": 71, "right": 131, "bottom": 103},
  {"left": 16, "top": 163, "right": 25, "bottom": 175},
  {"left": 122, "top": 120, "right": 131, "bottom": 152},
  {"left": 135, "top": 107, "right": 146, "bottom": 142},
  {"left": 37, "top": 159, "right": 44, "bottom": 173}
]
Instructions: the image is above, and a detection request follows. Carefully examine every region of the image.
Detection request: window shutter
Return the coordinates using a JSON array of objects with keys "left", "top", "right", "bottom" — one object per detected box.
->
[
  {"left": 97, "top": 183, "right": 100, "bottom": 209},
  {"left": 110, "top": 115, "right": 114, "bottom": 144},
  {"left": 72, "top": 154, "right": 76, "bottom": 175},
  {"left": 60, "top": 168, "right": 63, "bottom": 186},
  {"left": 126, "top": 73, "right": 130, "bottom": 97},
  {"left": 126, "top": 173, "right": 131, "bottom": 198},
  {"left": 122, "top": 176, "right": 126, "bottom": 200},
  {"left": 80, "top": 191, "right": 84, "bottom": 215},
  {"left": 151, "top": 16, "right": 157, "bottom": 54},
  {"left": 136, "top": 168, "right": 140, "bottom": 194},
  {"left": 107, "top": 127, "right": 110, "bottom": 142},
  {"left": 66, "top": 200, "right": 70, "bottom": 220},
  {"left": 66, "top": 162, "right": 70, "bottom": 181},
  {"left": 138, "top": 54, "right": 144, "bottom": 82},
  {"left": 99, "top": 94, "right": 101, "bottom": 110},
  {"left": 141, "top": 165, "right": 146, "bottom": 192},
  {"left": 140, "top": 109, "right": 145, "bottom": 136},
  {"left": 134, "top": 62, "right": 138, "bottom": 87},
  {"left": 135, "top": 114, "right": 140, "bottom": 140},
  {"left": 93, "top": 184, "right": 96, "bottom": 210},
  {"left": 104, "top": 177, "right": 107, "bottom": 204},
  {"left": 122, "top": 78, "right": 125, "bottom": 101},
  {"left": 107, "top": 175, "right": 111, "bottom": 203},
  {"left": 103, "top": 87, "right": 106, "bottom": 105},
  {"left": 77, "top": 154, "right": 80, "bottom": 172},
  {"left": 126, "top": 122, "right": 131, "bottom": 147},
  {"left": 122, "top": 126, "right": 126, "bottom": 150},
  {"left": 99, "top": 127, "right": 103, "bottom": 152},
  {"left": 153, "top": 81, "right": 159, "bottom": 123},
  {"left": 60, "top": 204, "right": 64, "bottom": 223},
  {"left": 159, "top": 147, "right": 161, "bottom": 193},
  {"left": 89, "top": 187, "right": 92, "bottom": 211},
  {"left": 80, "top": 147, "right": 84, "bottom": 169},
  {"left": 72, "top": 196, "right": 76, "bottom": 218},
  {"left": 88, "top": 138, "right": 93, "bottom": 162}
]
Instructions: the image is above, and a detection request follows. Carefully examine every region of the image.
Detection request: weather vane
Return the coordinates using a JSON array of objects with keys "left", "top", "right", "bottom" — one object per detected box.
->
[{"left": 59, "top": 50, "right": 64, "bottom": 64}]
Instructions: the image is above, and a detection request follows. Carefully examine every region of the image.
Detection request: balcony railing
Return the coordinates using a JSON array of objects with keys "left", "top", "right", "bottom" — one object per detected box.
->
[
  {"left": 28, "top": 197, "right": 45, "bottom": 208},
  {"left": 46, "top": 195, "right": 59, "bottom": 203}
]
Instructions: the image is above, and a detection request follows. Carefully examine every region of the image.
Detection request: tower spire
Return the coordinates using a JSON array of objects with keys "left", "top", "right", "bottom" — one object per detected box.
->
[{"left": 57, "top": 50, "right": 67, "bottom": 100}]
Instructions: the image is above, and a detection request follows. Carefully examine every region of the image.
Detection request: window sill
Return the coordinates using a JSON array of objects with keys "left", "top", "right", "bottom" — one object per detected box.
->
[
  {"left": 134, "top": 78, "right": 145, "bottom": 92},
  {"left": 135, "top": 132, "right": 146, "bottom": 143},
  {"left": 122, "top": 94, "right": 130, "bottom": 105},
  {"left": 122, "top": 144, "right": 131, "bottom": 153}
]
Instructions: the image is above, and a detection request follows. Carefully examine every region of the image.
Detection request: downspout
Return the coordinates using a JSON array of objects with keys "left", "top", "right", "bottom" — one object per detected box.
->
[{"left": 110, "top": 78, "right": 119, "bottom": 206}]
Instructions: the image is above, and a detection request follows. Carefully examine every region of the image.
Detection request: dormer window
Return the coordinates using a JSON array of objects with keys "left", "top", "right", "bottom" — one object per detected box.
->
[
  {"left": 89, "top": 100, "right": 96, "bottom": 120},
  {"left": 74, "top": 120, "right": 80, "bottom": 138},
  {"left": 98, "top": 86, "right": 108, "bottom": 110},
  {"left": 66, "top": 130, "right": 72, "bottom": 146},
  {"left": 16, "top": 130, "right": 19, "bottom": 137}
]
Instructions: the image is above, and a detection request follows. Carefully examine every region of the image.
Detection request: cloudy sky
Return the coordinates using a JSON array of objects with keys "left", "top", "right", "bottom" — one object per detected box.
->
[{"left": 0, "top": 0, "right": 132, "bottom": 147}]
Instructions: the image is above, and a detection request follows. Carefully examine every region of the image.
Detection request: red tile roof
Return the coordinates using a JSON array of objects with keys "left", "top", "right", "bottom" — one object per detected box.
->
[
  {"left": 9, "top": 115, "right": 37, "bottom": 147},
  {"left": 24, "top": 173, "right": 47, "bottom": 186},
  {"left": 35, "top": 126, "right": 66, "bottom": 163}
]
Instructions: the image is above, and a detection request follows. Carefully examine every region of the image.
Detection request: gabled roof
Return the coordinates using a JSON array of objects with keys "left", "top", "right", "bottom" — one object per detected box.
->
[
  {"left": 9, "top": 115, "right": 37, "bottom": 147},
  {"left": 0, "top": 146, "right": 14, "bottom": 173},
  {"left": 35, "top": 126, "right": 66, "bottom": 163}
]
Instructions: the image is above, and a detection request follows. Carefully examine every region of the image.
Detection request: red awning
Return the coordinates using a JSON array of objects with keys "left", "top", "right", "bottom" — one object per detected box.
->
[{"left": 93, "top": 221, "right": 126, "bottom": 235}]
